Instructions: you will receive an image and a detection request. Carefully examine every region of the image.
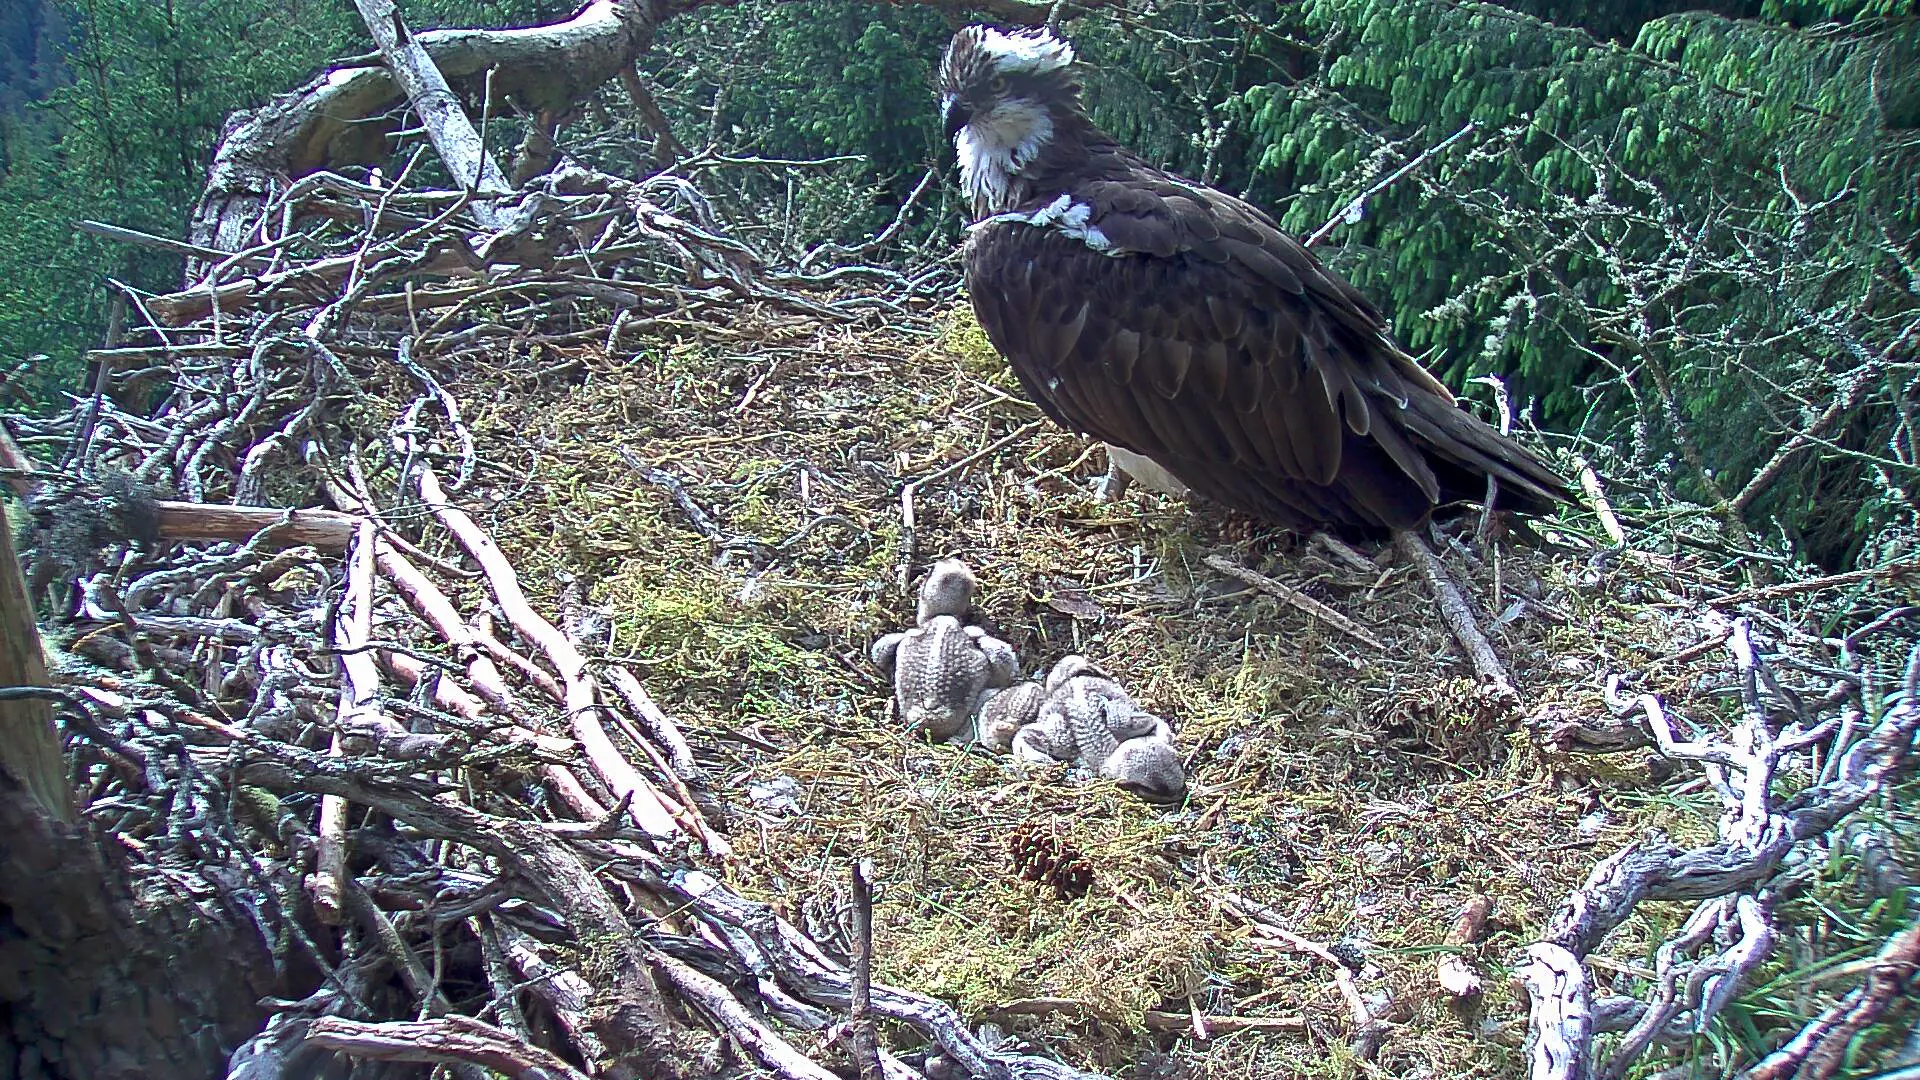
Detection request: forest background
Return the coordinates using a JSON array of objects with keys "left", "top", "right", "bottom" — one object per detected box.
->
[
  {"left": 0, "top": 3, "right": 1916, "bottom": 1077},
  {"left": 0, "top": 0, "right": 1915, "bottom": 570}
]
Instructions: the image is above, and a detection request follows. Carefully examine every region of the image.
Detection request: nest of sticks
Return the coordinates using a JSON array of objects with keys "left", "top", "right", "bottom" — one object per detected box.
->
[{"left": 3, "top": 156, "right": 1917, "bottom": 1080}]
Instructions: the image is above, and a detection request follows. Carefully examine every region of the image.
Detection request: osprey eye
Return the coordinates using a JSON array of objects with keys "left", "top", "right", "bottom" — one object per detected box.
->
[{"left": 988, "top": 75, "right": 1009, "bottom": 94}]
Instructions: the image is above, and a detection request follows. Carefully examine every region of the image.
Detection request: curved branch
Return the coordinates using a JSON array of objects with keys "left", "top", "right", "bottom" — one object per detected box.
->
[
  {"left": 185, "top": 0, "right": 1110, "bottom": 276},
  {"left": 188, "top": 0, "right": 663, "bottom": 265}
]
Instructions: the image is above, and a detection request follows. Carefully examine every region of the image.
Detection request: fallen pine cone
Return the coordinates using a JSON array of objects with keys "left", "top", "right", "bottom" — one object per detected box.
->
[{"left": 1008, "top": 822, "right": 1095, "bottom": 900}]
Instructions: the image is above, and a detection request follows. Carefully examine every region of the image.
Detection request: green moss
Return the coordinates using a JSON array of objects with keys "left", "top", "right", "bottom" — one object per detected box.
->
[{"left": 431, "top": 305, "right": 1906, "bottom": 1079}]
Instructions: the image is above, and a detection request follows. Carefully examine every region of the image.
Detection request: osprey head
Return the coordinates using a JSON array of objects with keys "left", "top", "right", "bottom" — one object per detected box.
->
[{"left": 938, "top": 25, "right": 1083, "bottom": 213}]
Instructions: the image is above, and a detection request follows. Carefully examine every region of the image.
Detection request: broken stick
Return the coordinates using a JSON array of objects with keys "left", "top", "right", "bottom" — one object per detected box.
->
[
  {"left": 1202, "top": 554, "right": 1385, "bottom": 650},
  {"left": 1395, "top": 531, "right": 1517, "bottom": 704}
]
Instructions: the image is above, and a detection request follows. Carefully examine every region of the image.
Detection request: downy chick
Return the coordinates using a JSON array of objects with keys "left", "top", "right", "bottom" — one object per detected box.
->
[
  {"left": 1011, "top": 655, "right": 1187, "bottom": 804},
  {"left": 975, "top": 679, "right": 1047, "bottom": 753},
  {"left": 871, "top": 559, "right": 1018, "bottom": 741}
]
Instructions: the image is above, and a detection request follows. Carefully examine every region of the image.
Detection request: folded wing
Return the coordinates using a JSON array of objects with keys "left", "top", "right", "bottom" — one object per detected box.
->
[{"left": 963, "top": 172, "right": 1571, "bottom": 533}]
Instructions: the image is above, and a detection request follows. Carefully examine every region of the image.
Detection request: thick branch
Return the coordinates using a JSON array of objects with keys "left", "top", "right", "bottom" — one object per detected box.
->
[
  {"left": 1395, "top": 531, "right": 1517, "bottom": 701},
  {"left": 351, "top": 0, "right": 513, "bottom": 227},
  {"left": 306, "top": 1015, "right": 591, "bottom": 1080},
  {"left": 185, "top": 0, "right": 1080, "bottom": 267},
  {"left": 188, "top": 0, "right": 654, "bottom": 263},
  {"left": 0, "top": 502, "right": 72, "bottom": 822}
]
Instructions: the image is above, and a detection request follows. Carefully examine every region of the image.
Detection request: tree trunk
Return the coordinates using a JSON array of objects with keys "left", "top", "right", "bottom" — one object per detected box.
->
[
  {"left": 0, "top": 509, "right": 70, "bottom": 823},
  {"left": 0, "top": 775, "right": 280, "bottom": 1079},
  {"left": 183, "top": 0, "right": 1063, "bottom": 280},
  {"left": 1, "top": 504, "right": 277, "bottom": 1079},
  {"left": 187, "top": 0, "right": 662, "bottom": 273}
]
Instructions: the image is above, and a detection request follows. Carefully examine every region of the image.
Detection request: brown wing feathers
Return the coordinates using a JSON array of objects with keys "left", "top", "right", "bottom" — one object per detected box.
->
[{"left": 964, "top": 169, "right": 1570, "bottom": 533}]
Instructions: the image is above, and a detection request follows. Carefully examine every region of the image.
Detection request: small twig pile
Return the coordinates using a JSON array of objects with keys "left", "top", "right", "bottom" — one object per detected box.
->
[{"left": 3, "top": 55, "right": 1917, "bottom": 1080}]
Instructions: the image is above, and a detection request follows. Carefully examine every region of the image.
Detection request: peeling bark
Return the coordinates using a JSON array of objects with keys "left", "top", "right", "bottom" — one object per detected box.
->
[{"left": 188, "top": 0, "right": 662, "bottom": 270}]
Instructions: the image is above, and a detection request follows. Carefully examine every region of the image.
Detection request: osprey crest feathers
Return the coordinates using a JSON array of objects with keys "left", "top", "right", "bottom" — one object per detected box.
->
[{"left": 938, "top": 24, "right": 1575, "bottom": 534}]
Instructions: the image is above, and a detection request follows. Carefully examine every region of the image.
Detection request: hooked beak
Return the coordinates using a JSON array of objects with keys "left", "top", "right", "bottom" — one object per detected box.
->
[{"left": 941, "top": 95, "right": 971, "bottom": 142}]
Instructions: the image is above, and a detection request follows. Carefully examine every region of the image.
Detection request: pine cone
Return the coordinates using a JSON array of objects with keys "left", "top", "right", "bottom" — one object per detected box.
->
[{"left": 1007, "top": 822, "right": 1095, "bottom": 900}]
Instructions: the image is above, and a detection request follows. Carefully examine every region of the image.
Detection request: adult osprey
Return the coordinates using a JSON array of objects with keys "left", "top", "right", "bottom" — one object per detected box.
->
[{"left": 938, "top": 26, "right": 1573, "bottom": 534}]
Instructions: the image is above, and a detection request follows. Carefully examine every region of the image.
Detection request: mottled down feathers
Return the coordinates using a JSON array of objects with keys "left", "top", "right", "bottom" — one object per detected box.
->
[
  {"left": 870, "top": 560, "right": 1018, "bottom": 740},
  {"left": 940, "top": 25, "right": 1575, "bottom": 534},
  {"left": 873, "top": 563, "right": 1188, "bottom": 803}
]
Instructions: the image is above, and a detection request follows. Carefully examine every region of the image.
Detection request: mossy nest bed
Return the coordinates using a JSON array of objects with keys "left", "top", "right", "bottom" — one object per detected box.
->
[{"left": 392, "top": 303, "right": 1916, "bottom": 1080}]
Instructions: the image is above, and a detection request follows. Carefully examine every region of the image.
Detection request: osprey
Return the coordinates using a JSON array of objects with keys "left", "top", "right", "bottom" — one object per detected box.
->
[{"left": 938, "top": 26, "right": 1573, "bottom": 534}]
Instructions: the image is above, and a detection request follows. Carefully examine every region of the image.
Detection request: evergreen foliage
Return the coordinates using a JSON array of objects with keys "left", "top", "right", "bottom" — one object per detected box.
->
[
  {"left": 0, "top": 0, "right": 563, "bottom": 405},
  {"left": 1230, "top": 0, "right": 1918, "bottom": 563},
  {"left": 647, "top": 1, "right": 958, "bottom": 245}
]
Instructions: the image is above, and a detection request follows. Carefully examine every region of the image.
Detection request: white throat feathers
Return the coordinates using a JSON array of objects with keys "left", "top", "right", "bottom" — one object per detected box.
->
[{"left": 954, "top": 97, "right": 1053, "bottom": 214}]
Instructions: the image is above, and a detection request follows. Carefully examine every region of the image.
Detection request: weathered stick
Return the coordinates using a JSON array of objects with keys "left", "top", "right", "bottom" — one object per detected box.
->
[
  {"left": 376, "top": 541, "right": 522, "bottom": 715},
  {"left": 604, "top": 665, "right": 706, "bottom": 786},
  {"left": 985, "top": 999, "right": 1305, "bottom": 1035},
  {"left": 1437, "top": 895, "right": 1492, "bottom": 997},
  {"left": 1518, "top": 640, "right": 1920, "bottom": 1080},
  {"left": 1571, "top": 456, "right": 1626, "bottom": 546},
  {"left": 1395, "top": 531, "right": 1517, "bottom": 701},
  {"left": 850, "top": 858, "right": 884, "bottom": 1080},
  {"left": 1707, "top": 557, "right": 1920, "bottom": 608},
  {"left": 308, "top": 734, "right": 350, "bottom": 925},
  {"left": 306, "top": 1015, "right": 591, "bottom": 1080},
  {"left": 77, "top": 219, "right": 265, "bottom": 265},
  {"left": 149, "top": 249, "right": 468, "bottom": 325},
  {"left": 377, "top": 650, "right": 578, "bottom": 757},
  {"left": 495, "top": 923, "right": 609, "bottom": 1066},
  {"left": 349, "top": 0, "right": 513, "bottom": 228},
  {"left": 1202, "top": 554, "right": 1386, "bottom": 650},
  {"left": 648, "top": 948, "right": 839, "bottom": 1080},
  {"left": 1305, "top": 122, "right": 1478, "bottom": 248},
  {"left": 1, "top": 433, "right": 355, "bottom": 549},
  {"left": 1517, "top": 944, "right": 1593, "bottom": 1080},
  {"left": 333, "top": 519, "right": 396, "bottom": 745},
  {"left": 475, "top": 617, "right": 567, "bottom": 702},
  {"left": 601, "top": 699, "right": 733, "bottom": 859},
  {"left": 309, "top": 519, "right": 382, "bottom": 925},
  {"left": 1142, "top": 1011, "right": 1305, "bottom": 1035},
  {"left": 0, "top": 423, "right": 44, "bottom": 497},
  {"left": 415, "top": 463, "right": 682, "bottom": 844},
  {"left": 1738, "top": 919, "right": 1920, "bottom": 1080}
]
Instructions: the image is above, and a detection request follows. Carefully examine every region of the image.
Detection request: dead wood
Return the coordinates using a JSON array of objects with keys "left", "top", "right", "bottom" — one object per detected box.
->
[
  {"left": 0, "top": 501, "right": 71, "bottom": 821},
  {"left": 1516, "top": 631, "right": 1920, "bottom": 1080},
  {"left": 849, "top": 858, "right": 885, "bottom": 1080},
  {"left": 306, "top": 1015, "right": 591, "bottom": 1080},
  {"left": 1436, "top": 895, "right": 1491, "bottom": 998},
  {"left": 1396, "top": 529, "right": 1519, "bottom": 705},
  {"left": 7, "top": 17, "right": 1911, "bottom": 1076},
  {"left": 1202, "top": 553, "right": 1385, "bottom": 649},
  {"left": 1737, "top": 919, "right": 1920, "bottom": 1080},
  {"left": 350, "top": 0, "right": 515, "bottom": 229},
  {"left": 184, "top": 0, "right": 1086, "bottom": 280}
]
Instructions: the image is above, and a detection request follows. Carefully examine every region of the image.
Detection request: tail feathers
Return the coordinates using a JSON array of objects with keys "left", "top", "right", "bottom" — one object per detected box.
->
[{"left": 1400, "top": 395, "right": 1574, "bottom": 513}]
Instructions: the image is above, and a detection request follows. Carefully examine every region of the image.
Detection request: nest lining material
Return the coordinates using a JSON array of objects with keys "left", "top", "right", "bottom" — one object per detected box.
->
[{"left": 408, "top": 301, "right": 1817, "bottom": 1076}]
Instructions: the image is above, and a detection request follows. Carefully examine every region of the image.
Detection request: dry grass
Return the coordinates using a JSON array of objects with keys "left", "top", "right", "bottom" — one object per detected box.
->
[{"left": 411, "top": 304, "right": 1862, "bottom": 1078}]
